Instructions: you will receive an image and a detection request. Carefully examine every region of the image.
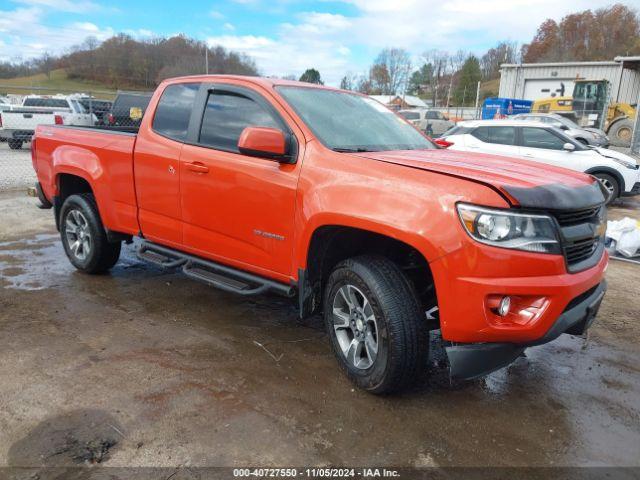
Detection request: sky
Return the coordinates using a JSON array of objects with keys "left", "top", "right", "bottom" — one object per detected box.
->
[{"left": 0, "top": 0, "right": 633, "bottom": 85}]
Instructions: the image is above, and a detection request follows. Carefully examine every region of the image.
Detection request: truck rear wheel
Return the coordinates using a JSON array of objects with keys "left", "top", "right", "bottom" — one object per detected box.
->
[
  {"left": 60, "top": 194, "right": 121, "bottom": 273},
  {"left": 608, "top": 119, "right": 633, "bottom": 147},
  {"left": 323, "top": 255, "right": 429, "bottom": 394},
  {"left": 8, "top": 140, "right": 22, "bottom": 150}
]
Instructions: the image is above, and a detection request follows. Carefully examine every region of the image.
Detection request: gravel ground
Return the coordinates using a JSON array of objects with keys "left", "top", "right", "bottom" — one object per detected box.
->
[{"left": 0, "top": 191, "right": 638, "bottom": 477}]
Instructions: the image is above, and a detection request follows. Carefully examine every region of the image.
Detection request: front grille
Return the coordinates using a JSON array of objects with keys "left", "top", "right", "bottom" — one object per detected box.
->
[
  {"left": 551, "top": 205, "right": 604, "bottom": 272},
  {"left": 564, "top": 237, "right": 599, "bottom": 265},
  {"left": 555, "top": 206, "right": 601, "bottom": 226}
]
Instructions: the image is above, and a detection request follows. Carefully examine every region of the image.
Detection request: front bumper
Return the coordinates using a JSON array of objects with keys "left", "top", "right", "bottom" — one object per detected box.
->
[
  {"left": 447, "top": 280, "right": 606, "bottom": 380},
  {"left": 622, "top": 181, "right": 640, "bottom": 197}
]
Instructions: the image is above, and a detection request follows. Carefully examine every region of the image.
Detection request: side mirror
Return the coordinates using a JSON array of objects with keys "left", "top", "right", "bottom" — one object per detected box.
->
[
  {"left": 559, "top": 124, "right": 569, "bottom": 130},
  {"left": 238, "top": 126, "right": 292, "bottom": 162},
  {"left": 563, "top": 142, "right": 576, "bottom": 152}
]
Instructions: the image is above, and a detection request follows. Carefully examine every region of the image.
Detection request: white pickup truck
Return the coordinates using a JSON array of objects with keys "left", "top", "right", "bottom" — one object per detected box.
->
[{"left": 0, "top": 96, "right": 96, "bottom": 149}]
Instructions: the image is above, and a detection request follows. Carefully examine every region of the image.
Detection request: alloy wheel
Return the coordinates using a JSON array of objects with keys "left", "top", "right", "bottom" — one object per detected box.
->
[
  {"left": 65, "top": 209, "right": 92, "bottom": 261},
  {"left": 332, "top": 284, "right": 379, "bottom": 369}
]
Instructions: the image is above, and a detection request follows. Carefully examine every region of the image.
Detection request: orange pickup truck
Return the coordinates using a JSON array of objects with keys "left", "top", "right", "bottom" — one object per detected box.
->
[{"left": 29, "top": 76, "right": 608, "bottom": 393}]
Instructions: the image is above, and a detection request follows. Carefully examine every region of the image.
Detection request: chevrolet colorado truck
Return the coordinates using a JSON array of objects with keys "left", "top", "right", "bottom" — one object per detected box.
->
[{"left": 29, "top": 76, "right": 609, "bottom": 393}]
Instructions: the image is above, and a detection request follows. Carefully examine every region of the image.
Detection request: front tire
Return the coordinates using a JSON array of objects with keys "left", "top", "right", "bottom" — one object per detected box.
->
[
  {"left": 60, "top": 194, "right": 121, "bottom": 273},
  {"left": 323, "top": 255, "right": 429, "bottom": 394},
  {"left": 593, "top": 173, "right": 619, "bottom": 205},
  {"left": 608, "top": 119, "right": 633, "bottom": 148},
  {"left": 8, "top": 140, "right": 22, "bottom": 150}
]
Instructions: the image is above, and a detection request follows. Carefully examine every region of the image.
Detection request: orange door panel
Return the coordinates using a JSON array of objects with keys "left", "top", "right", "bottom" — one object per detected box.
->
[
  {"left": 134, "top": 131, "right": 183, "bottom": 246},
  {"left": 179, "top": 143, "right": 299, "bottom": 276}
]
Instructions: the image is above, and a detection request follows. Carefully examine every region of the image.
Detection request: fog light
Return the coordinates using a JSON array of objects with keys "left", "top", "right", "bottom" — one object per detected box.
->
[{"left": 498, "top": 296, "right": 511, "bottom": 317}]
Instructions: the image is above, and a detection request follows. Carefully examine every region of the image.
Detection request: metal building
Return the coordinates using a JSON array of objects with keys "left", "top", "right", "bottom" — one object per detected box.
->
[{"left": 499, "top": 57, "right": 640, "bottom": 104}]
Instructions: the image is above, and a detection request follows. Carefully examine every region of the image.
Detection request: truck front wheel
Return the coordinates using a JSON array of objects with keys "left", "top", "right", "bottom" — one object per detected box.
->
[
  {"left": 8, "top": 140, "right": 22, "bottom": 150},
  {"left": 323, "top": 255, "right": 429, "bottom": 394},
  {"left": 60, "top": 194, "right": 121, "bottom": 273}
]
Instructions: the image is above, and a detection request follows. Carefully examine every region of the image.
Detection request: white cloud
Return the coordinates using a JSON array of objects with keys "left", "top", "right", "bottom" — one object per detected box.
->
[
  {"left": 0, "top": 5, "right": 116, "bottom": 61},
  {"left": 12, "top": 0, "right": 105, "bottom": 13},
  {"left": 212, "top": 0, "right": 620, "bottom": 85},
  {"left": 207, "top": 10, "right": 358, "bottom": 84},
  {"left": 209, "top": 9, "right": 225, "bottom": 19},
  {"left": 223, "top": 22, "right": 236, "bottom": 31}
]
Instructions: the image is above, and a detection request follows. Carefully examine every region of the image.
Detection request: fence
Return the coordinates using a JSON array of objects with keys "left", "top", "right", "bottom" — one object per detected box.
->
[
  {"left": 2, "top": 84, "right": 639, "bottom": 192},
  {"left": 0, "top": 85, "right": 152, "bottom": 191}
]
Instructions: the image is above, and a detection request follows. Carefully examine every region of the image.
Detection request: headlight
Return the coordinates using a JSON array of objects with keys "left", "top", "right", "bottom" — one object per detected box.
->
[
  {"left": 609, "top": 157, "right": 638, "bottom": 170},
  {"left": 457, "top": 203, "right": 561, "bottom": 254}
]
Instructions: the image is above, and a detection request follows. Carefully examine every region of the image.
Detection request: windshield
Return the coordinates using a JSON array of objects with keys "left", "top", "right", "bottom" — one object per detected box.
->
[
  {"left": 277, "top": 87, "right": 434, "bottom": 152},
  {"left": 549, "top": 127, "right": 588, "bottom": 150},
  {"left": 399, "top": 111, "right": 420, "bottom": 120},
  {"left": 555, "top": 116, "right": 579, "bottom": 129}
]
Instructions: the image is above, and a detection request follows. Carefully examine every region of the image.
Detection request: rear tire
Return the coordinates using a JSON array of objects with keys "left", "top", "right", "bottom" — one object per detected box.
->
[
  {"left": 8, "top": 140, "right": 22, "bottom": 150},
  {"left": 323, "top": 255, "right": 430, "bottom": 394},
  {"left": 60, "top": 193, "right": 121, "bottom": 273},
  {"left": 608, "top": 119, "right": 633, "bottom": 148},
  {"left": 592, "top": 173, "right": 619, "bottom": 205}
]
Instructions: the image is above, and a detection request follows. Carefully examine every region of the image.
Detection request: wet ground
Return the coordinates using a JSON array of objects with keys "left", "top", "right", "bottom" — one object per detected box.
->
[{"left": 0, "top": 190, "right": 639, "bottom": 472}]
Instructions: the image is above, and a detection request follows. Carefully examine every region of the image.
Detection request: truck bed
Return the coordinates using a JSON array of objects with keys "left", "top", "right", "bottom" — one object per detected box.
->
[{"left": 34, "top": 124, "right": 140, "bottom": 236}]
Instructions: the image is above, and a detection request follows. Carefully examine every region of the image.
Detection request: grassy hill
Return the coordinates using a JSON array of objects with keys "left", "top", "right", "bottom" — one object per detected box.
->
[
  {"left": 480, "top": 78, "right": 500, "bottom": 99},
  {"left": 0, "top": 69, "right": 118, "bottom": 99}
]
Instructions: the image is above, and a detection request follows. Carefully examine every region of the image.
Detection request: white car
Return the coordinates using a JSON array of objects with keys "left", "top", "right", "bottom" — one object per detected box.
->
[
  {"left": 441, "top": 120, "right": 640, "bottom": 204},
  {"left": 397, "top": 109, "right": 454, "bottom": 137}
]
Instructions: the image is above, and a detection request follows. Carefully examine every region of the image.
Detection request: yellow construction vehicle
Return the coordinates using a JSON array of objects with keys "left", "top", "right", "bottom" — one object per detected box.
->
[{"left": 532, "top": 79, "right": 636, "bottom": 147}]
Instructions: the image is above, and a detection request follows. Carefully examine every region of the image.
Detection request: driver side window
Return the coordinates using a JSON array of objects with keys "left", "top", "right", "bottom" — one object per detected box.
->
[{"left": 199, "top": 91, "right": 280, "bottom": 152}]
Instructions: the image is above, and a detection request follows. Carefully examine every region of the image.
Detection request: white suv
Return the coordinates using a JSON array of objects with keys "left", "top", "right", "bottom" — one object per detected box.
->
[{"left": 441, "top": 120, "right": 640, "bottom": 204}]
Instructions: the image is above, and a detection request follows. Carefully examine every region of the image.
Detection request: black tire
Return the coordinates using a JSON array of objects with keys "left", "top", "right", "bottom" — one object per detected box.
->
[
  {"left": 59, "top": 193, "right": 121, "bottom": 273},
  {"left": 592, "top": 173, "right": 620, "bottom": 205},
  {"left": 608, "top": 119, "right": 633, "bottom": 148},
  {"left": 323, "top": 255, "right": 429, "bottom": 394},
  {"left": 8, "top": 140, "right": 22, "bottom": 150}
]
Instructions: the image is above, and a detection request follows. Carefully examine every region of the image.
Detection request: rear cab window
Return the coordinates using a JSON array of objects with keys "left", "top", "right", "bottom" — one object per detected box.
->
[
  {"left": 23, "top": 98, "right": 70, "bottom": 109},
  {"left": 152, "top": 83, "right": 199, "bottom": 142},
  {"left": 399, "top": 111, "right": 420, "bottom": 120}
]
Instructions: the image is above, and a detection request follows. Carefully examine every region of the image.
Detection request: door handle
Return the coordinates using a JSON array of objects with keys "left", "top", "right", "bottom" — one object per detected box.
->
[{"left": 186, "top": 162, "right": 209, "bottom": 174}]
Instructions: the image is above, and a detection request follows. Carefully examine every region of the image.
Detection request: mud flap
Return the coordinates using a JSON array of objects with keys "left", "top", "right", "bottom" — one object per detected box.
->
[{"left": 446, "top": 343, "right": 526, "bottom": 381}]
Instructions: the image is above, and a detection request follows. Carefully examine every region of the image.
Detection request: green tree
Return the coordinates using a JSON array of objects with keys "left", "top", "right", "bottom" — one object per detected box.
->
[
  {"left": 299, "top": 68, "right": 324, "bottom": 85},
  {"left": 453, "top": 55, "right": 481, "bottom": 106},
  {"left": 407, "top": 63, "right": 433, "bottom": 96}
]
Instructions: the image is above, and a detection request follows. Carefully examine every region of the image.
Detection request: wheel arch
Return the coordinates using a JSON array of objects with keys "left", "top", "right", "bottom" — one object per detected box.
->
[
  {"left": 54, "top": 172, "right": 95, "bottom": 230},
  {"left": 298, "top": 223, "right": 437, "bottom": 321},
  {"left": 585, "top": 167, "right": 625, "bottom": 195}
]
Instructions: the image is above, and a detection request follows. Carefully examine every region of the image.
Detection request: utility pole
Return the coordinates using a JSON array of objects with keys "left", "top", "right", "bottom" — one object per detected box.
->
[
  {"left": 205, "top": 46, "right": 209, "bottom": 74},
  {"left": 474, "top": 81, "right": 481, "bottom": 119}
]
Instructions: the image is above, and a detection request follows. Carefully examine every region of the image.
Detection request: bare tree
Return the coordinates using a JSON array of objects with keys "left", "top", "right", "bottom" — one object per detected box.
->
[
  {"left": 480, "top": 41, "right": 518, "bottom": 79},
  {"left": 371, "top": 48, "right": 411, "bottom": 95}
]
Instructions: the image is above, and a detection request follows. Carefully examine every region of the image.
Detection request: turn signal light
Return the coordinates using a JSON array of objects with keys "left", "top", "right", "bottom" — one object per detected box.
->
[{"left": 54, "top": 115, "right": 64, "bottom": 125}]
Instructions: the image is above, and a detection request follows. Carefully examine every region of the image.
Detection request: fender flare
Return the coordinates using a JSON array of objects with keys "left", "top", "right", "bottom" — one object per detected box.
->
[{"left": 585, "top": 166, "right": 625, "bottom": 193}]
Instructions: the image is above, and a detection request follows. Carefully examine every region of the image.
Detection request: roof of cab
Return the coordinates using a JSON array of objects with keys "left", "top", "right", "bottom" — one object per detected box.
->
[
  {"left": 457, "top": 119, "right": 560, "bottom": 128},
  {"left": 162, "top": 74, "right": 352, "bottom": 93}
]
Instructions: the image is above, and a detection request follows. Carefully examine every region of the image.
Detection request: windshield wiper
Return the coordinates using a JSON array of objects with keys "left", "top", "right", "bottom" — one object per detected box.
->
[{"left": 332, "top": 147, "right": 373, "bottom": 153}]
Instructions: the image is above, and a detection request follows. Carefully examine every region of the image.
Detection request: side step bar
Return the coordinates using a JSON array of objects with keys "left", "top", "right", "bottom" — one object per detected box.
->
[{"left": 136, "top": 241, "right": 295, "bottom": 297}]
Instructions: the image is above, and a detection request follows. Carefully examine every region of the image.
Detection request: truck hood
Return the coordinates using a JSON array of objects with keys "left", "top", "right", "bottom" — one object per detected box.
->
[{"left": 353, "top": 149, "right": 606, "bottom": 210}]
